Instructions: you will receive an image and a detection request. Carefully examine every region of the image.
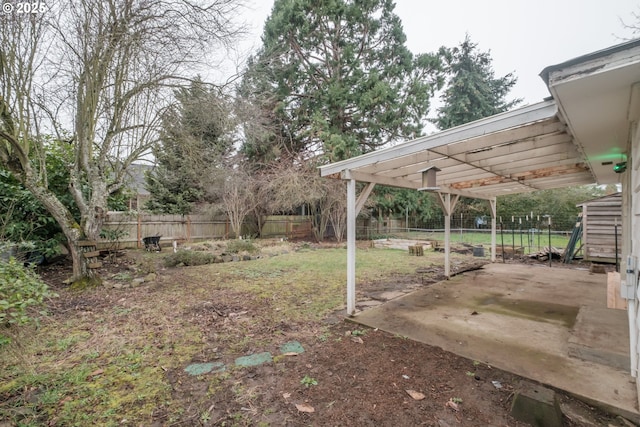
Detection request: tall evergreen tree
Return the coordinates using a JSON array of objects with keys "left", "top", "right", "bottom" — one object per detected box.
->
[
  {"left": 431, "top": 35, "right": 522, "bottom": 220},
  {"left": 434, "top": 34, "right": 520, "bottom": 130},
  {"left": 145, "top": 78, "right": 233, "bottom": 214},
  {"left": 240, "top": 0, "right": 444, "bottom": 163}
]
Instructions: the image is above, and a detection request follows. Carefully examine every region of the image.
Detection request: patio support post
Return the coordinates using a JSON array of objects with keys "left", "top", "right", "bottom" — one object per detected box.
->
[
  {"left": 445, "top": 205, "right": 451, "bottom": 278},
  {"left": 437, "top": 193, "right": 459, "bottom": 278},
  {"left": 346, "top": 177, "right": 357, "bottom": 316},
  {"left": 489, "top": 198, "right": 497, "bottom": 262}
]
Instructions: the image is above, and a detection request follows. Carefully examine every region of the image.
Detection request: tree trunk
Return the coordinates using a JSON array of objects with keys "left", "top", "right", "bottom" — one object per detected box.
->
[{"left": 24, "top": 174, "right": 89, "bottom": 281}]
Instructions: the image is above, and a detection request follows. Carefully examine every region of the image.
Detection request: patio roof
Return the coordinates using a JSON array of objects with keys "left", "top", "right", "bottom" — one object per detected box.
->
[
  {"left": 319, "top": 99, "right": 595, "bottom": 200},
  {"left": 320, "top": 38, "right": 640, "bottom": 319}
]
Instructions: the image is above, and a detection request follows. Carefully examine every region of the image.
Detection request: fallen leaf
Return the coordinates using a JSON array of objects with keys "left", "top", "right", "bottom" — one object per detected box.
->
[
  {"left": 446, "top": 399, "right": 460, "bottom": 411},
  {"left": 282, "top": 393, "right": 291, "bottom": 399},
  {"left": 351, "top": 336, "right": 364, "bottom": 344},
  {"left": 229, "top": 310, "right": 248, "bottom": 318},
  {"left": 59, "top": 396, "right": 73, "bottom": 406},
  {"left": 405, "top": 389, "right": 425, "bottom": 400},
  {"left": 295, "top": 403, "right": 315, "bottom": 413},
  {"left": 87, "top": 369, "right": 104, "bottom": 378},
  {"left": 402, "top": 374, "right": 410, "bottom": 380}
]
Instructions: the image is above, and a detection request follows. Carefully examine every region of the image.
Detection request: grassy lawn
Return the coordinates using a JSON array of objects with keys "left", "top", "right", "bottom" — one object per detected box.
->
[
  {"left": 388, "top": 230, "right": 572, "bottom": 254},
  {"left": 0, "top": 245, "right": 444, "bottom": 426}
]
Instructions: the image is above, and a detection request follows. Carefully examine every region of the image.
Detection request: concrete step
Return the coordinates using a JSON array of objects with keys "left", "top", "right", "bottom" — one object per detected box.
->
[{"left": 568, "top": 306, "right": 630, "bottom": 371}]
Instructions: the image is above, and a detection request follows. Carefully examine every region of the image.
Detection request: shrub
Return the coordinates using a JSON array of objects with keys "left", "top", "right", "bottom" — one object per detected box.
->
[
  {"left": 0, "top": 257, "right": 57, "bottom": 327},
  {"left": 226, "top": 239, "right": 258, "bottom": 254},
  {"left": 164, "top": 250, "right": 215, "bottom": 267}
]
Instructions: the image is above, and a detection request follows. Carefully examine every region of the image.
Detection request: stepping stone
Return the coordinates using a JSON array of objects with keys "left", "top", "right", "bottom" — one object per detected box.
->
[
  {"left": 235, "top": 352, "right": 273, "bottom": 367},
  {"left": 510, "top": 381, "right": 562, "bottom": 427},
  {"left": 184, "top": 362, "right": 226, "bottom": 376},
  {"left": 280, "top": 341, "right": 304, "bottom": 354}
]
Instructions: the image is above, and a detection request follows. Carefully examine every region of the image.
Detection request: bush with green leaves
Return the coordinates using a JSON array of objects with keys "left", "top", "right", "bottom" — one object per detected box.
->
[
  {"left": 163, "top": 250, "right": 215, "bottom": 267},
  {"left": 0, "top": 257, "right": 57, "bottom": 327}
]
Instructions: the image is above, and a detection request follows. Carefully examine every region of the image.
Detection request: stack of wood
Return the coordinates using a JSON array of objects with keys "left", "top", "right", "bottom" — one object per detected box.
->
[
  {"left": 527, "top": 246, "right": 563, "bottom": 261},
  {"left": 409, "top": 245, "right": 424, "bottom": 256}
]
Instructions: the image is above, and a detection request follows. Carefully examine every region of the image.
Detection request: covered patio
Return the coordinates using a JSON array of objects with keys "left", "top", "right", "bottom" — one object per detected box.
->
[
  {"left": 319, "top": 38, "right": 640, "bottom": 411},
  {"left": 352, "top": 262, "right": 638, "bottom": 421}
]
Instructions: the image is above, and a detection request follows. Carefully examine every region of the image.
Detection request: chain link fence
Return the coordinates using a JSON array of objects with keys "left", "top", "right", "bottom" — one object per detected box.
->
[{"left": 357, "top": 212, "right": 577, "bottom": 254}]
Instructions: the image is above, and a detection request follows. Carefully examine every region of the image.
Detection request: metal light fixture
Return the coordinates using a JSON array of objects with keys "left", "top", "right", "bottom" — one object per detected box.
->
[{"left": 614, "top": 162, "right": 627, "bottom": 173}]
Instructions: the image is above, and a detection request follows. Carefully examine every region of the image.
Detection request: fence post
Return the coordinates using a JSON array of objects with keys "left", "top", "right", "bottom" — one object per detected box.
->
[
  {"left": 137, "top": 212, "right": 142, "bottom": 249},
  {"left": 187, "top": 215, "right": 192, "bottom": 242}
]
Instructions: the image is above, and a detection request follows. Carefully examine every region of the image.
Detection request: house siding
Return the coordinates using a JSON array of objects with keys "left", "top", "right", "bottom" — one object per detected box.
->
[{"left": 626, "top": 120, "right": 640, "bottom": 396}]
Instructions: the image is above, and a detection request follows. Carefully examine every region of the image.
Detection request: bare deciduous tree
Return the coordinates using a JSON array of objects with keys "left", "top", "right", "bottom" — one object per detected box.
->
[
  {"left": 326, "top": 180, "right": 348, "bottom": 242},
  {"left": 256, "top": 157, "right": 347, "bottom": 242},
  {"left": 0, "top": 0, "right": 244, "bottom": 282},
  {"left": 221, "top": 167, "right": 257, "bottom": 239}
]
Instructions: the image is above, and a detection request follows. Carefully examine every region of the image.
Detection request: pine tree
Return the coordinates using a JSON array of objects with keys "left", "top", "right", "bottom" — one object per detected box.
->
[
  {"left": 145, "top": 78, "right": 232, "bottom": 214},
  {"left": 434, "top": 34, "right": 521, "bottom": 130},
  {"left": 240, "top": 0, "right": 444, "bottom": 163}
]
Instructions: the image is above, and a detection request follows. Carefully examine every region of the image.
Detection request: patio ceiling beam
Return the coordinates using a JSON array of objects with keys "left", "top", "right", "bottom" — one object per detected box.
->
[
  {"left": 348, "top": 164, "right": 592, "bottom": 200},
  {"left": 461, "top": 136, "right": 574, "bottom": 164},
  {"left": 367, "top": 139, "right": 576, "bottom": 185},
  {"left": 436, "top": 156, "right": 587, "bottom": 183},
  {"left": 344, "top": 170, "right": 496, "bottom": 200},
  {"left": 319, "top": 100, "right": 558, "bottom": 177},
  {"left": 352, "top": 130, "right": 577, "bottom": 195},
  {"left": 439, "top": 119, "right": 566, "bottom": 158},
  {"left": 357, "top": 119, "right": 567, "bottom": 177},
  {"left": 428, "top": 150, "right": 542, "bottom": 193},
  {"left": 449, "top": 163, "right": 589, "bottom": 190},
  {"left": 342, "top": 171, "right": 420, "bottom": 190}
]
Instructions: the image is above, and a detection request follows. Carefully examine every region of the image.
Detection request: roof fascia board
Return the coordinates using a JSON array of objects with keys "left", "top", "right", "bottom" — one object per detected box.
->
[
  {"left": 319, "top": 100, "right": 558, "bottom": 177},
  {"left": 540, "top": 38, "right": 640, "bottom": 86}
]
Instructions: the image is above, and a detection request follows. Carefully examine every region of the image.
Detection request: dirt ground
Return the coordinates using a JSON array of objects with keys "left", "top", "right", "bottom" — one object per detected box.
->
[{"left": 30, "top": 243, "right": 627, "bottom": 427}]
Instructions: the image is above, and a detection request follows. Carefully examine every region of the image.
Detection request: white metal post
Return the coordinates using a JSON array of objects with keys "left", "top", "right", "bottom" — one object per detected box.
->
[
  {"left": 346, "top": 178, "right": 356, "bottom": 316},
  {"left": 489, "top": 198, "right": 497, "bottom": 262},
  {"left": 444, "top": 194, "right": 451, "bottom": 278}
]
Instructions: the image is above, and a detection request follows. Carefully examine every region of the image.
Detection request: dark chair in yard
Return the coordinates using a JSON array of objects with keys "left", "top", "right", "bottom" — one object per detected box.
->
[{"left": 142, "top": 235, "right": 161, "bottom": 252}]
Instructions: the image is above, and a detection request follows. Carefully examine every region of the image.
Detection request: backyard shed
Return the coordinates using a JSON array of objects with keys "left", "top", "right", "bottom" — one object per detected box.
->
[{"left": 579, "top": 193, "right": 622, "bottom": 264}]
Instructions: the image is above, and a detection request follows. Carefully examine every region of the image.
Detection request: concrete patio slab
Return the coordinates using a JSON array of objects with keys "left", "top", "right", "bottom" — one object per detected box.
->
[{"left": 350, "top": 263, "right": 640, "bottom": 422}]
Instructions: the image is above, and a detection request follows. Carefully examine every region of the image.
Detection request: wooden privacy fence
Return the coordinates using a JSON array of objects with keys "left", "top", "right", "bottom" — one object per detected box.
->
[{"left": 101, "top": 213, "right": 314, "bottom": 249}]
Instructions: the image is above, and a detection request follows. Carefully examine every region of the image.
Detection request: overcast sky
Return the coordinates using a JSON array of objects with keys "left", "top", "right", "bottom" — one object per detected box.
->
[{"left": 238, "top": 0, "right": 639, "bottom": 106}]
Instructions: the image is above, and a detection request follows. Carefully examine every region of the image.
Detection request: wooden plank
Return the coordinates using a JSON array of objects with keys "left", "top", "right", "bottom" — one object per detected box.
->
[
  {"left": 83, "top": 251, "right": 101, "bottom": 258},
  {"left": 77, "top": 241, "right": 97, "bottom": 247},
  {"left": 88, "top": 262, "right": 102, "bottom": 269},
  {"left": 607, "top": 272, "right": 627, "bottom": 310}
]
